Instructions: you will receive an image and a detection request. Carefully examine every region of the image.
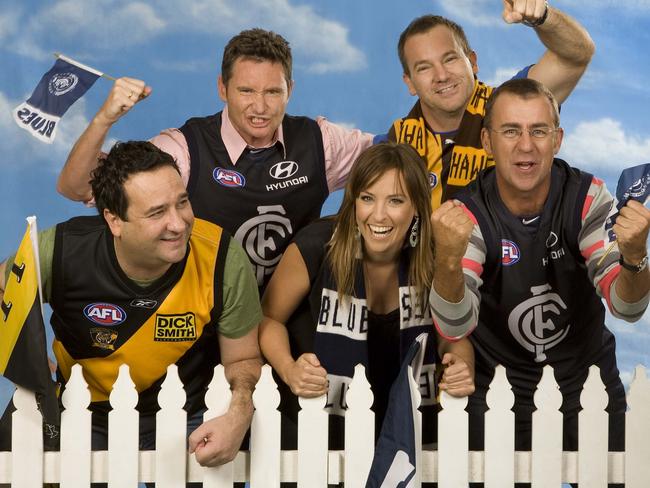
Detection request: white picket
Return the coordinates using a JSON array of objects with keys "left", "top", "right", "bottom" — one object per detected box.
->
[
  {"left": 438, "top": 389, "right": 468, "bottom": 488},
  {"left": 12, "top": 386, "right": 43, "bottom": 488},
  {"left": 626, "top": 365, "right": 650, "bottom": 488},
  {"left": 60, "top": 364, "right": 91, "bottom": 488},
  {"left": 202, "top": 364, "right": 233, "bottom": 488},
  {"left": 2, "top": 362, "right": 650, "bottom": 486},
  {"left": 297, "top": 393, "right": 328, "bottom": 487},
  {"left": 578, "top": 365, "right": 608, "bottom": 487},
  {"left": 531, "top": 365, "right": 563, "bottom": 488},
  {"left": 155, "top": 364, "right": 187, "bottom": 488},
  {"left": 250, "top": 364, "right": 281, "bottom": 488},
  {"left": 344, "top": 364, "right": 374, "bottom": 488},
  {"left": 108, "top": 364, "right": 139, "bottom": 487},
  {"left": 484, "top": 365, "right": 515, "bottom": 487}
]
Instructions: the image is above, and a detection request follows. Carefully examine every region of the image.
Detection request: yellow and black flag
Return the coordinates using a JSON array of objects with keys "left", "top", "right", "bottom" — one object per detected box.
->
[{"left": 0, "top": 216, "right": 59, "bottom": 443}]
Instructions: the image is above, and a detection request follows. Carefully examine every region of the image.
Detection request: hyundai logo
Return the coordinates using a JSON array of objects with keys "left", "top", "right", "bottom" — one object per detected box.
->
[{"left": 269, "top": 161, "right": 299, "bottom": 180}]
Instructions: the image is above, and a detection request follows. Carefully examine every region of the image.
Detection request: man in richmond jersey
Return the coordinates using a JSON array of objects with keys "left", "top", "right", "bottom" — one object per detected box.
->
[
  {"left": 388, "top": 1, "right": 594, "bottom": 209},
  {"left": 431, "top": 78, "right": 650, "bottom": 487},
  {"left": 0, "top": 141, "right": 262, "bottom": 468}
]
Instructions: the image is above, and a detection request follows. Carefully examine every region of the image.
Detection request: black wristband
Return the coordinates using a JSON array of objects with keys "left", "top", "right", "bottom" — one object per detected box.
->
[
  {"left": 522, "top": 1, "right": 549, "bottom": 28},
  {"left": 619, "top": 254, "right": 649, "bottom": 273}
]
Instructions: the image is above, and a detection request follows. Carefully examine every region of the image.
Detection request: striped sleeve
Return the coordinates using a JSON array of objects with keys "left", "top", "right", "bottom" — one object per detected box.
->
[
  {"left": 579, "top": 177, "right": 649, "bottom": 320},
  {"left": 429, "top": 210, "right": 484, "bottom": 340}
]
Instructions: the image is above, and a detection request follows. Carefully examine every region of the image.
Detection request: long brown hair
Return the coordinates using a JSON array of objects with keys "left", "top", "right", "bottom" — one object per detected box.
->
[{"left": 327, "top": 142, "right": 434, "bottom": 305}]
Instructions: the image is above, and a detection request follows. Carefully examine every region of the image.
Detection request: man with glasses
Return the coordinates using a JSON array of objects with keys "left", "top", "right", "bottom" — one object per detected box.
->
[{"left": 429, "top": 79, "right": 650, "bottom": 485}]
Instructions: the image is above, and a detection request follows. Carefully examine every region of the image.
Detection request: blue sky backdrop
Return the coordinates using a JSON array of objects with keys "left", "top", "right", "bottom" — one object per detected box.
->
[{"left": 1, "top": 0, "right": 649, "bottom": 409}]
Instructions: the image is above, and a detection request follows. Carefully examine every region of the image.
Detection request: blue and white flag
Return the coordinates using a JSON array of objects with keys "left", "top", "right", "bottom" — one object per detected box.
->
[
  {"left": 603, "top": 163, "right": 650, "bottom": 245},
  {"left": 365, "top": 333, "right": 428, "bottom": 488},
  {"left": 13, "top": 54, "right": 102, "bottom": 143}
]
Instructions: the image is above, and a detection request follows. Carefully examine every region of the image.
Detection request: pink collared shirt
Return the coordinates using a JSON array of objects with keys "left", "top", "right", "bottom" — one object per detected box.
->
[{"left": 150, "top": 106, "right": 373, "bottom": 192}]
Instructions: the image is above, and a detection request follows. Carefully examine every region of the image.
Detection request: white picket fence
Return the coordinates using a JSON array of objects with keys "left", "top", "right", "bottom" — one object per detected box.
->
[{"left": 0, "top": 362, "right": 649, "bottom": 487}]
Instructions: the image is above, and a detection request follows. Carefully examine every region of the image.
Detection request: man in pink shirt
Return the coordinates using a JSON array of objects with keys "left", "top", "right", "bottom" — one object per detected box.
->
[{"left": 58, "top": 28, "right": 373, "bottom": 290}]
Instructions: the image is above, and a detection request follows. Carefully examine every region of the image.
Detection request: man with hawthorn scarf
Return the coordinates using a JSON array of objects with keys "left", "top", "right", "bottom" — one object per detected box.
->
[{"left": 387, "top": 1, "right": 595, "bottom": 210}]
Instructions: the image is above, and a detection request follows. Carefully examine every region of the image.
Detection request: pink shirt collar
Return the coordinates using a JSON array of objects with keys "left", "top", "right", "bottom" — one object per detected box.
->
[{"left": 220, "top": 105, "right": 286, "bottom": 164}]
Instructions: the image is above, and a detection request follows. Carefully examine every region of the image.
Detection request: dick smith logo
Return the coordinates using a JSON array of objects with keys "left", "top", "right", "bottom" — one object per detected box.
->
[{"left": 154, "top": 312, "right": 197, "bottom": 342}]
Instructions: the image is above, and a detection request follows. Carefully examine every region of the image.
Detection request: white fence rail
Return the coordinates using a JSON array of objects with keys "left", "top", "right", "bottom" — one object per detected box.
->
[{"left": 1, "top": 362, "right": 649, "bottom": 486}]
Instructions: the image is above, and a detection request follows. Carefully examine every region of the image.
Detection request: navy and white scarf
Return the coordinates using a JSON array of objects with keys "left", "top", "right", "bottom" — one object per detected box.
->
[{"left": 313, "top": 253, "right": 437, "bottom": 417}]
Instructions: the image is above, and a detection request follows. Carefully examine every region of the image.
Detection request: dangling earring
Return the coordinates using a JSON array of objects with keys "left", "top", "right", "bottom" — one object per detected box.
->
[
  {"left": 354, "top": 225, "right": 363, "bottom": 259},
  {"left": 409, "top": 215, "right": 420, "bottom": 248}
]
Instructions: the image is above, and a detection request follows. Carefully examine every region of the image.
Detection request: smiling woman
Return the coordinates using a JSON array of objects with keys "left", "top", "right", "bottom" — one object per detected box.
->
[{"left": 259, "top": 142, "right": 476, "bottom": 454}]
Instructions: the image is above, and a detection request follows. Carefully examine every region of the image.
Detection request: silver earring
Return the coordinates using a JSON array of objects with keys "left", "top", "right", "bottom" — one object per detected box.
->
[
  {"left": 409, "top": 215, "right": 420, "bottom": 248},
  {"left": 354, "top": 225, "right": 363, "bottom": 259}
]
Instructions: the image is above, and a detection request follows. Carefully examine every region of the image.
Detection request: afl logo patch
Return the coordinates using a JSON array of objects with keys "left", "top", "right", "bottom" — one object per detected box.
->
[
  {"left": 428, "top": 172, "right": 438, "bottom": 189},
  {"left": 501, "top": 239, "right": 521, "bottom": 266},
  {"left": 269, "top": 161, "right": 299, "bottom": 180},
  {"left": 48, "top": 73, "right": 79, "bottom": 96},
  {"left": 83, "top": 303, "right": 126, "bottom": 326},
  {"left": 213, "top": 167, "right": 246, "bottom": 188}
]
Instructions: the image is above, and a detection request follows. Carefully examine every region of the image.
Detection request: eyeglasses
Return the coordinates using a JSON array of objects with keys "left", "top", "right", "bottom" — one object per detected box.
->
[{"left": 489, "top": 127, "right": 558, "bottom": 140}]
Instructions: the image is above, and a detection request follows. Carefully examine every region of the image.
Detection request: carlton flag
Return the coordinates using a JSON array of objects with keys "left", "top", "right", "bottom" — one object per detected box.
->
[
  {"left": 0, "top": 216, "right": 59, "bottom": 443},
  {"left": 365, "top": 333, "right": 428, "bottom": 488},
  {"left": 603, "top": 163, "right": 650, "bottom": 245},
  {"left": 13, "top": 54, "right": 102, "bottom": 143}
]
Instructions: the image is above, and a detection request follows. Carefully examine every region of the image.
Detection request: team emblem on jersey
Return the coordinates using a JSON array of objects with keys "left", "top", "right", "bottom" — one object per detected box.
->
[
  {"left": 501, "top": 239, "right": 521, "bottom": 266},
  {"left": 84, "top": 303, "right": 126, "bottom": 326},
  {"left": 508, "top": 283, "right": 571, "bottom": 362},
  {"left": 234, "top": 205, "right": 293, "bottom": 286},
  {"left": 130, "top": 298, "right": 158, "bottom": 309},
  {"left": 48, "top": 73, "right": 79, "bottom": 96},
  {"left": 428, "top": 172, "right": 438, "bottom": 189},
  {"left": 90, "top": 328, "right": 119, "bottom": 350},
  {"left": 269, "top": 161, "right": 299, "bottom": 179},
  {"left": 154, "top": 312, "right": 197, "bottom": 342},
  {"left": 213, "top": 167, "right": 246, "bottom": 188}
]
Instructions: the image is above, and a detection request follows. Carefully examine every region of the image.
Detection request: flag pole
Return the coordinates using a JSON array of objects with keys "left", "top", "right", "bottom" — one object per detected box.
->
[
  {"left": 597, "top": 241, "right": 617, "bottom": 267},
  {"left": 53, "top": 52, "right": 115, "bottom": 81}
]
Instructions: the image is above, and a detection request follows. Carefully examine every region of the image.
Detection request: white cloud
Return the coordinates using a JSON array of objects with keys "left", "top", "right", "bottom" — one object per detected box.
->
[
  {"left": 483, "top": 67, "right": 520, "bottom": 87},
  {"left": 560, "top": 118, "right": 650, "bottom": 173},
  {"left": 5, "top": 0, "right": 365, "bottom": 74},
  {"left": 150, "top": 59, "right": 214, "bottom": 73},
  {"left": 0, "top": 90, "right": 92, "bottom": 172},
  {"left": 558, "top": 0, "right": 650, "bottom": 11},
  {"left": 0, "top": 10, "right": 20, "bottom": 42},
  {"left": 29, "top": 1, "right": 166, "bottom": 50},
  {"left": 437, "top": 0, "right": 503, "bottom": 27},
  {"left": 158, "top": 0, "right": 365, "bottom": 73}
]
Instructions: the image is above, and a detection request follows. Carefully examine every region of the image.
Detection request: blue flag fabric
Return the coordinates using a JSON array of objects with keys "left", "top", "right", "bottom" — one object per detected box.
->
[
  {"left": 603, "top": 163, "right": 650, "bottom": 244},
  {"left": 365, "top": 334, "right": 427, "bottom": 488},
  {"left": 13, "top": 56, "right": 101, "bottom": 143}
]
